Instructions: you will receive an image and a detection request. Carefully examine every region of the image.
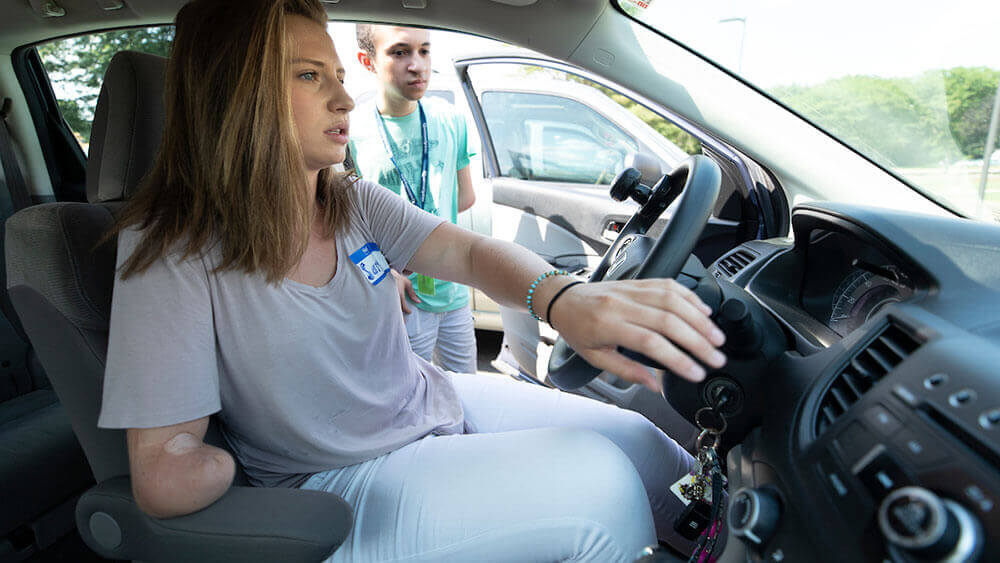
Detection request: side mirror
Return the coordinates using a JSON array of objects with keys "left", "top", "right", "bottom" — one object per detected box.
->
[{"left": 623, "top": 152, "right": 664, "bottom": 186}]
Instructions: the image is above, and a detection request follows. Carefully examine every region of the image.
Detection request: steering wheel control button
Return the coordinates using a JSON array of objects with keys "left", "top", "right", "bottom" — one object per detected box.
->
[
  {"left": 923, "top": 373, "right": 948, "bottom": 390},
  {"left": 879, "top": 487, "right": 984, "bottom": 561},
  {"left": 865, "top": 404, "right": 902, "bottom": 436},
  {"left": 948, "top": 389, "right": 976, "bottom": 408},
  {"left": 728, "top": 487, "right": 781, "bottom": 547},
  {"left": 980, "top": 408, "right": 1000, "bottom": 430}
]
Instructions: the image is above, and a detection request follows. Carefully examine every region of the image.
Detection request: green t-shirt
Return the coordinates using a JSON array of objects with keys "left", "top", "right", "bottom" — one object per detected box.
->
[{"left": 349, "top": 98, "right": 473, "bottom": 313}]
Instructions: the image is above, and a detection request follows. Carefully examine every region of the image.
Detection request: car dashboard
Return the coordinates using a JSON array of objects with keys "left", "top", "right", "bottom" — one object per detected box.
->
[{"left": 706, "top": 202, "right": 1000, "bottom": 562}]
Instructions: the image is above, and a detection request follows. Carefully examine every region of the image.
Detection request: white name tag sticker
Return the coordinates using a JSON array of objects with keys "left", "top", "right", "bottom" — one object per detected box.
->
[{"left": 349, "top": 242, "right": 390, "bottom": 286}]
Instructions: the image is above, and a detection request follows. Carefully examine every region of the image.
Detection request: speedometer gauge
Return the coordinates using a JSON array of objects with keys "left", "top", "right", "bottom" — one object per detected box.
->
[{"left": 828, "top": 265, "right": 914, "bottom": 335}]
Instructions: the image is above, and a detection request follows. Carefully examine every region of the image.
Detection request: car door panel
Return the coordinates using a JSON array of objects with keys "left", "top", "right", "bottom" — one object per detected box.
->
[
  {"left": 490, "top": 178, "right": 636, "bottom": 256},
  {"left": 493, "top": 177, "right": 745, "bottom": 264}
]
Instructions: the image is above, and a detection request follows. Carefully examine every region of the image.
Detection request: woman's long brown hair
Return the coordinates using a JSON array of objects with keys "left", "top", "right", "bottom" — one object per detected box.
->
[{"left": 115, "top": 0, "right": 353, "bottom": 283}]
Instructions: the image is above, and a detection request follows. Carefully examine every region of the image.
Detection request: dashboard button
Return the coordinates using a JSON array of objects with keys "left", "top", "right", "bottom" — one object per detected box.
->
[
  {"left": 948, "top": 389, "right": 976, "bottom": 407},
  {"left": 865, "top": 405, "right": 902, "bottom": 436},
  {"left": 921, "top": 468, "right": 997, "bottom": 517},
  {"left": 817, "top": 454, "right": 869, "bottom": 523},
  {"left": 828, "top": 472, "right": 849, "bottom": 496},
  {"left": 878, "top": 487, "right": 983, "bottom": 562},
  {"left": 855, "top": 449, "right": 908, "bottom": 500},
  {"left": 818, "top": 456, "right": 850, "bottom": 497},
  {"left": 979, "top": 408, "right": 1000, "bottom": 430},
  {"left": 729, "top": 487, "right": 782, "bottom": 547},
  {"left": 895, "top": 429, "right": 950, "bottom": 468},
  {"left": 892, "top": 384, "right": 919, "bottom": 407},
  {"left": 923, "top": 373, "right": 948, "bottom": 390}
]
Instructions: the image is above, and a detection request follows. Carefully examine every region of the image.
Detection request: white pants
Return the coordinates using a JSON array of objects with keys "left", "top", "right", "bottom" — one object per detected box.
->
[
  {"left": 404, "top": 303, "right": 478, "bottom": 374},
  {"left": 301, "top": 372, "right": 699, "bottom": 562}
]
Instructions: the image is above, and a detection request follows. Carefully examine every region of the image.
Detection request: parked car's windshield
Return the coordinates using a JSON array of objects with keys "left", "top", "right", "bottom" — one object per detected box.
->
[{"left": 617, "top": 0, "right": 1000, "bottom": 224}]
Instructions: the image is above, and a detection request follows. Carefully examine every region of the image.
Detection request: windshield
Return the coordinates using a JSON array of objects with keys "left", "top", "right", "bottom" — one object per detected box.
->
[{"left": 616, "top": 0, "right": 1000, "bottom": 224}]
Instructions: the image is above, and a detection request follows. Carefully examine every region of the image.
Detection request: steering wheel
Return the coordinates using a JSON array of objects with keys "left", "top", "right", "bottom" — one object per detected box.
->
[{"left": 546, "top": 155, "right": 722, "bottom": 390}]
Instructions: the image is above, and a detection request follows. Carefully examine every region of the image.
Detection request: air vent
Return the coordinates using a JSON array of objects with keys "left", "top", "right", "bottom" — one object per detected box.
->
[
  {"left": 814, "top": 322, "right": 922, "bottom": 437},
  {"left": 716, "top": 248, "right": 758, "bottom": 278}
]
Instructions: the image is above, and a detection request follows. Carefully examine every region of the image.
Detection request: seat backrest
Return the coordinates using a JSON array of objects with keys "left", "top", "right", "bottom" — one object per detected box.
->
[
  {"left": 5, "top": 51, "right": 167, "bottom": 482},
  {"left": 12, "top": 53, "right": 261, "bottom": 494}
]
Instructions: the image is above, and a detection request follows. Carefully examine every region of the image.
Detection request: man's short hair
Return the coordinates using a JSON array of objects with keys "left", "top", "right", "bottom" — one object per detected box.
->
[{"left": 356, "top": 23, "right": 376, "bottom": 59}]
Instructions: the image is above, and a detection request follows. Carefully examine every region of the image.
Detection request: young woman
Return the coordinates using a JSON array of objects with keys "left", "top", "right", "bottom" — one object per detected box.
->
[{"left": 97, "top": 0, "right": 728, "bottom": 560}]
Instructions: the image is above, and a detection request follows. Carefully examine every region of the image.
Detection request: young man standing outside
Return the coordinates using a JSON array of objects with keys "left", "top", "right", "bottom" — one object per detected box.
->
[{"left": 351, "top": 24, "right": 478, "bottom": 373}]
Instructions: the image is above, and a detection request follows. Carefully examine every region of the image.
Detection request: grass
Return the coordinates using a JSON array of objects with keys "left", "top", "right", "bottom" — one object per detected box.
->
[{"left": 894, "top": 167, "right": 1000, "bottom": 221}]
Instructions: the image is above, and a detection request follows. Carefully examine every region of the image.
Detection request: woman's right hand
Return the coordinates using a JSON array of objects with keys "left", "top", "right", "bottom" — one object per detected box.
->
[{"left": 546, "top": 277, "right": 726, "bottom": 392}]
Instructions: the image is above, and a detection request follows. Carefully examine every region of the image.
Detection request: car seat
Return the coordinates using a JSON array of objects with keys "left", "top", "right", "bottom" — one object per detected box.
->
[
  {"left": 5, "top": 51, "right": 352, "bottom": 562},
  {"left": 1, "top": 99, "right": 94, "bottom": 559}
]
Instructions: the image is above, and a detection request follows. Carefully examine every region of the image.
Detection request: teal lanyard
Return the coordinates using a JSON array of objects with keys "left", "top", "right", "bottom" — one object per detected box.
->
[{"left": 374, "top": 102, "right": 431, "bottom": 211}]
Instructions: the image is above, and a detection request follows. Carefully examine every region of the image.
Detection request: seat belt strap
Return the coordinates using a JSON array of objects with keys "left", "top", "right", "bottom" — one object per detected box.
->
[{"left": 0, "top": 98, "right": 34, "bottom": 212}]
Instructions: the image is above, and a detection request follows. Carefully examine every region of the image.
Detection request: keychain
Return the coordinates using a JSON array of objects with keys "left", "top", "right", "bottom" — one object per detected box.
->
[{"left": 666, "top": 393, "right": 732, "bottom": 563}]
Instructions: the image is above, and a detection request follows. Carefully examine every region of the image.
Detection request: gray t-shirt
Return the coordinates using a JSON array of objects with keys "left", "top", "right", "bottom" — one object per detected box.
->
[{"left": 98, "top": 179, "right": 465, "bottom": 487}]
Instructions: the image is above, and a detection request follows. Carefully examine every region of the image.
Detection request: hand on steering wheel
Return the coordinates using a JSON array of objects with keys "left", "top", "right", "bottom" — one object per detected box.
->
[
  {"left": 547, "top": 277, "right": 727, "bottom": 391},
  {"left": 546, "top": 155, "right": 726, "bottom": 392}
]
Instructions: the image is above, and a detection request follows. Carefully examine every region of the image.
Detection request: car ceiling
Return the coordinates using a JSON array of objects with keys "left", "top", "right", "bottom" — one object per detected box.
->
[{"left": 0, "top": 0, "right": 605, "bottom": 57}]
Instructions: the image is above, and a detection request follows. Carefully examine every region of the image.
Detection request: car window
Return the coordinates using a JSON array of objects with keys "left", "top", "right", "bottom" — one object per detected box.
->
[
  {"left": 467, "top": 63, "right": 698, "bottom": 186},
  {"left": 36, "top": 26, "right": 174, "bottom": 155},
  {"left": 482, "top": 91, "right": 638, "bottom": 184}
]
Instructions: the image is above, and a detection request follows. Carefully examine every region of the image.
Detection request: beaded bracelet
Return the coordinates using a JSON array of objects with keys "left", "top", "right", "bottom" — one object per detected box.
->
[{"left": 526, "top": 269, "right": 569, "bottom": 321}]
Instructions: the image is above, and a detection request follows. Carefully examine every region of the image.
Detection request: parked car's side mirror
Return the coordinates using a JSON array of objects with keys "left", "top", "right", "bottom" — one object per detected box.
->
[{"left": 623, "top": 152, "right": 664, "bottom": 186}]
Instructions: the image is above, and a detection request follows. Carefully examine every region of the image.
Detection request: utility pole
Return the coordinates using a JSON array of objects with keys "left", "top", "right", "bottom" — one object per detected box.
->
[
  {"left": 976, "top": 78, "right": 1000, "bottom": 219},
  {"left": 718, "top": 17, "right": 747, "bottom": 74}
]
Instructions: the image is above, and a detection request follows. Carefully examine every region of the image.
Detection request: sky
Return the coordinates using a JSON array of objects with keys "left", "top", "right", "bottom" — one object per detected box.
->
[
  {"left": 632, "top": 0, "right": 1000, "bottom": 88},
  {"left": 329, "top": 2, "right": 1000, "bottom": 94}
]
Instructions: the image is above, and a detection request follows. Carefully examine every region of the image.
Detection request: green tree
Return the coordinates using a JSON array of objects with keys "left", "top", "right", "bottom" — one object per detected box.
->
[
  {"left": 37, "top": 26, "right": 174, "bottom": 145},
  {"left": 943, "top": 67, "right": 1000, "bottom": 159},
  {"left": 775, "top": 75, "right": 955, "bottom": 167},
  {"left": 772, "top": 68, "right": 999, "bottom": 166}
]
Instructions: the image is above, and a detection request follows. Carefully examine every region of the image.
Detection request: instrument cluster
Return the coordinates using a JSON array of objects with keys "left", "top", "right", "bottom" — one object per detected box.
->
[{"left": 799, "top": 229, "right": 922, "bottom": 338}]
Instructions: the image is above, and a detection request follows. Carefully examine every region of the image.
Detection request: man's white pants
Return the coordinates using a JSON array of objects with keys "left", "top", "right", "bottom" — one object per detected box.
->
[{"left": 404, "top": 303, "right": 478, "bottom": 374}]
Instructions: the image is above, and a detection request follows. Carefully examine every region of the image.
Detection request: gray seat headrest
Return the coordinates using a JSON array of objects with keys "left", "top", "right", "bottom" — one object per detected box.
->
[{"left": 86, "top": 51, "right": 167, "bottom": 204}]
